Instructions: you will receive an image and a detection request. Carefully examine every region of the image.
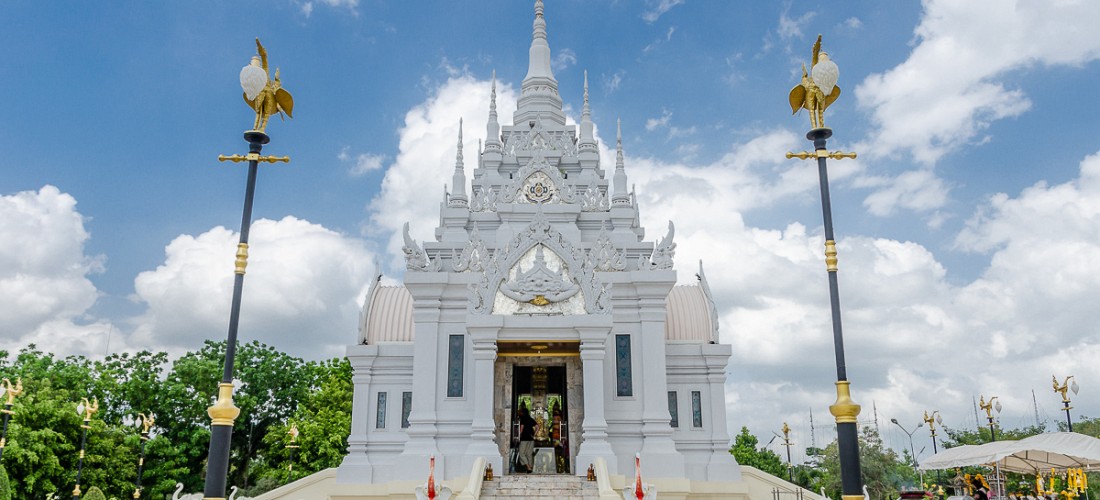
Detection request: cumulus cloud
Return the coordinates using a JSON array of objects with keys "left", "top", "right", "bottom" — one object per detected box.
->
[
  {"left": 367, "top": 75, "right": 520, "bottom": 268},
  {"left": 855, "top": 0, "right": 1100, "bottom": 165},
  {"left": 0, "top": 186, "right": 112, "bottom": 357},
  {"left": 130, "top": 216, "right": 376, "bottom": 359}
]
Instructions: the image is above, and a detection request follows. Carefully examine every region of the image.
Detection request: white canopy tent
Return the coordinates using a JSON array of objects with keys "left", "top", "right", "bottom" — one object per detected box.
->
[{"left": 919, "top": 432, "right": 1100, "bottom": 474}]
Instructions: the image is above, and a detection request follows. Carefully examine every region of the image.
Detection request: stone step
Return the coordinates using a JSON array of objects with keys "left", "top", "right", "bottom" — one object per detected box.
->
[{"left": 480, "top": 473, "right": 600, "bottom": 499}]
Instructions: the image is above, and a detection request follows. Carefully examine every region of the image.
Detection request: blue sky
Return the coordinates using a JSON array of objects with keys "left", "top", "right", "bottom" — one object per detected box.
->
[{"left": 4, "top": 0, "right": 1100, "bottom": 465}]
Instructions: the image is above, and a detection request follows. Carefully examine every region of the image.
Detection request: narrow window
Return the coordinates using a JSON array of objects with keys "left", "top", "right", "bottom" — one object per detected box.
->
[
  {"left": 668, "top": 391, "right": 679, "bottom": 428},
  {"left": 615, "top": 334, "right": 632, "bottom": 397},
  {"left": 691, "top": 390, "right": 703, "bottom": 428},
  {"left": 376, "top": 392, "right": 387, "bottom": 429},
  {"left": 401, "top": 391, "right": 412, "bottom": 428},
  {"left": 447, "top": 334, "right": 464, "bottom": 397}
]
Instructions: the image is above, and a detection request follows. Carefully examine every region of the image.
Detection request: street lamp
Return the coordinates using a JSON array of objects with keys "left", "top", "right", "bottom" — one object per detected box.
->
[
  {"left": 1052, "top": 375, "right": 1080, "bottom": 432},
  {"left": 132, "top": 413, "right": 154, "bottom": 499},
  {"left": 0, "top": 378, "right": 23, "bottom": 461},
  {"left": 203, "top": 38, "right": 294, "bottom": 500},
  {"left": 890, "top": 418, "right": 923, "bottom": 471},
  {"left": 285, "top": 424, "right": 300, "bottom": 483},
  {"left": 780, "top": 423, "right": 794, "bottom": 483},
  {"left": 978, "top": 395, "right": 1002, "bottom": 442},
  {"left": 73, "top": 397, "right": 99, "bottom": 499},
  {"left": 923, "top": 410, "right": 943, "bottom": 484},
  {"left": 785, "top": 35, "right": 864, "bottom": 500}
]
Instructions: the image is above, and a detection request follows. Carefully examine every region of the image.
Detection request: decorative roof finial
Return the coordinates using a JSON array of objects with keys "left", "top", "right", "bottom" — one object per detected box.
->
[
  {"left": 486, "top": 71, "right": 501, "bottom": 151},
  {"left": 612, "top": 118, "right": 629, "bottom": 206},
  {"left": 450, "top": 119, "right": 468, "bottom": 207},
  {"left": 516, "top": 0, "right": 564, "bottom": 125},
  {"left": 579, "top": 70, "right": 596, "bottom": 148},
  {"left": 533, "top": 0, "right": 546, "bottom": 40}
]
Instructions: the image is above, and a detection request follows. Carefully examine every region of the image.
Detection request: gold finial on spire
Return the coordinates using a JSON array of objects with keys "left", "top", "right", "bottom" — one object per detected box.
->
[
  {"left": 239, "top": 38, "right": 295, "bottom": 133},
  {"left": 788, "top": 35, "right": 841, "bottom": 130}
]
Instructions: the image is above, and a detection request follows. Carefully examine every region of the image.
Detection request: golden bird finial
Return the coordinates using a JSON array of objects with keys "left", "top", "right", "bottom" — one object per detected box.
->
[{"left": 239, "top": 38, "right": 294, "bottom": 133}]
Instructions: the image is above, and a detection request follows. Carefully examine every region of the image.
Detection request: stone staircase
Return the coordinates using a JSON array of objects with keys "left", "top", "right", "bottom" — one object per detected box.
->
[{"left": 480, "top": 473, "right": 601, "bottom": 499}]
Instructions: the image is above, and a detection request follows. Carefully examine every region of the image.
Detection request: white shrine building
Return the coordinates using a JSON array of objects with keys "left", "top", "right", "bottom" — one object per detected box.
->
[{"left": 262, "top": 2, "right": 811, "bottom": 498}]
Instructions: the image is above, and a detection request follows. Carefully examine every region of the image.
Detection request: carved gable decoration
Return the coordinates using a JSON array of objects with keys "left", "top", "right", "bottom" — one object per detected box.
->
[
  {"left": 452, "top": 226, "right": 491, "bottom": 272},
  {"left": 500, "top": 152, "right": 576, "bottom": 204},
  {"left": 469, "top": 209, "right": 610, "bottom": 315},
  {"left": 502, "top": 115, "right": 579, "bottom": 158}
]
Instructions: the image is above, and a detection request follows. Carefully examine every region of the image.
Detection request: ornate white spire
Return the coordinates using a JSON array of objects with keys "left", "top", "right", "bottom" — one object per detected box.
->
[
  {"left": 450, "top": 119, "right": 468, "bottom": 207},
  {"left": 612, "top": 118, "right": 630, "bottom": 206},
  {"left": 579, "top": 70, "right": 596, "bottom": 149},
  {"left": 485, "top": 70, "right": 502, "bottom": 152},
  {"left": 515, "top": 0, "right": 564, "bottom": 126}
]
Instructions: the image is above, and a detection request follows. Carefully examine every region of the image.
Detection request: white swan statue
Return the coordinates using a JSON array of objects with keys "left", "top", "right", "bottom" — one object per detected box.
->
[{"left": 172, "top": 483, "right": 204, "bottom": 500}]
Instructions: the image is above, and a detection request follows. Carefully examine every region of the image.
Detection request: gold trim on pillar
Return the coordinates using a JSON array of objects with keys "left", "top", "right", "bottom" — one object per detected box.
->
[
  {"left": 829, "top": 380, "right": 861, "bottom": 424},
  {"left": 824, "top": 240, "right": 838, "bottom": 272},
  {"left": 207, "top": 383, "right": 241, "bottom": 426},
  {"left": 234, "top": 243, "right": 249, "bottom": 275}
]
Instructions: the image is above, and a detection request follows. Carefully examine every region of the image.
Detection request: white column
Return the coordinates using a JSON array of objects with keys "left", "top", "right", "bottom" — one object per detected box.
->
[
  {"left": 704, "top": 346, "right": 740, "bottom": 480},
  {"left": 574, "top": 328, "right": 617, "bottom": 476},
  {"left": 636, "top": 285, "right": 686, "bottom": 478},
  {"left": 464, "top": 329, "right": 503, "bottom": 475},
  {"left": 337, "top": 346, "right": 377, "bottom": 482},
  {"left": 393, "top": 289, "right": 446, "bottom": 480}
]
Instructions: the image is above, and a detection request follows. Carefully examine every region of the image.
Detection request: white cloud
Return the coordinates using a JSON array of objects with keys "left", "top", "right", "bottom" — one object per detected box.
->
[
  {"left": 777, "top": 8, "right": 815, "bottom": 40},
  {"left": 642, "top": 0, "right": 684, "bottom": 23},
  {"left": 843, "top": 17, "right": 862, "bottom": 30},
  {"left": 299, "top": 0, "right": 357, "bottom": 17},
  {"left": 552, "top": 48, "right": 577, "bottom": 72},
  {"left": 347, "top": 152, "right": 386, "bottom": 176},
  {"left": 603, "top": 70, "right": 625, "bottom": 93},
  {"left": 645, "top": 109, "right": 672, "bottom": 131},
  {"left": 856, "top": 169, "right": 951, "bottom": 217},
  {"left": 855, "top": 0, "right": 1100, "bottom": 165},
  {"left": 130, "top": 216, "right": 376, "bottom": 359},
  {"left": 0, "top": 186, "right": 111, "bottom": 357},
  {"left": 368, "top": 75, "right": 520, "bottom": 268}
]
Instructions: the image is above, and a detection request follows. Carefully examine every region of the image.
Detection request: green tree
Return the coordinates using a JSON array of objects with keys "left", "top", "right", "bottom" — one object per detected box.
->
[
  {"left": 0, "top": 464, "right": 11, "bottom": 500},
  {"left": 82, "top": 485, "right": 106, "bottom": 500},
  {"left": 251, "top": 357, "right": 353, "bottom": 489},
  {"left": 819, "top": 427, "right": 915, "bottom": 500},
  {"left": 730, "top": 426, "right": 788, "bottom": 479}
]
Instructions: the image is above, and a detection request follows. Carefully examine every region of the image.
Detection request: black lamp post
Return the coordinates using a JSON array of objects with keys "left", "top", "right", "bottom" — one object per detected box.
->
[
  {"left": 786, "top": 35, "right": 864, "bottom": 500},
  {"left": 132, "top": 413, "right": 154, "bottom": 499},
  {"left": 73, "top": 397, "right": 98, "bottom": 499},
  {"left": 0, "top": 378, "right": 23, "bottom": 461},
  {"left": 203, "top": 38, "right": 292, "bottom": 500},
  {"left": 923, "top": 410, "right": 942, "bottom": 483}
]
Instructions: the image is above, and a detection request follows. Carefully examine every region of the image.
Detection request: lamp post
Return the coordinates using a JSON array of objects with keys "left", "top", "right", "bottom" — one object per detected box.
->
[
  {"left": 890, "top": 418, "right": 923, "bottom": 472},
  {"left": 203, "top": 38, "right": 293, "bottom": 500},
  {"left": 1052, "top": 375, "right": 1080, "bottom": 432},
  {"left": 132, "top": 413, "right": 154, "bottom": 499},
  {"left": 978, "top": 395, "right": 1002, "bottom": 442},
  {"left": 923, "top": 410, "right": 943, "bottom": 484},
  {"left": 785, "top": 35, "right": 864, "bottom": 500},
  {"left": 285, "top": 424, "right": 300, "bottom": 484},
  {"left": 73, "top": 397, "right": 99, "bottom": 499},
  {"left": 0, "top": 378, "right": 23, "bottom": 461},
  {"left": 780, "top": 422, "right": 794, "bottom": 483}
]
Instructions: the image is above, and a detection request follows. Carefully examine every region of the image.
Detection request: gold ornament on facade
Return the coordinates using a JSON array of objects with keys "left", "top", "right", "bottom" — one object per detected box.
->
[
  {"left": 788, "top": 35, "right": 841, "bottom": 130},
  {"left": 77, "top": 397, "right": 99, "bottom": 426},
  {"left": 240, "top": 38, "right": 294, "bottom": 133}
]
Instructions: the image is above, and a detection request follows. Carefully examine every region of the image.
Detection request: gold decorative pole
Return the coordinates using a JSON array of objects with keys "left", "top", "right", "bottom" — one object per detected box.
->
[
  {"left": 923, "top": 410, "right": 943, "bottom": 484},
  {"left": 73, "top": 397, "right": 99, "bottom": 499},
  {"left": 203, "top": 38, "right": 293, "bottom": 500},
  {"left": 785, "top": 35, "right": 863, "bottom": 500},
  {"left": 132, "top": 413, "right": 154, "bottom": 499},
  {"left": 0, "top": 378, "right": 23, "bottom": 462},
  {"left": 1052, "top": 375, "right": 1079, "bottom": 432}
]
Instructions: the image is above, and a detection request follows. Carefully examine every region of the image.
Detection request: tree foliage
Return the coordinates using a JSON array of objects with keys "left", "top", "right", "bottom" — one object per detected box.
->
[
  {"left": 817, "top": 427, "right": 916, "bottom": 500},
  {"left": 730, "top": 426, "right": 788, "bottom": 479},
  {"left": 0, "top": 341, "right": 352, "bottom": 499},
  {"left": 0, "top": 464, "right": 11, "bottom": 500}
]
